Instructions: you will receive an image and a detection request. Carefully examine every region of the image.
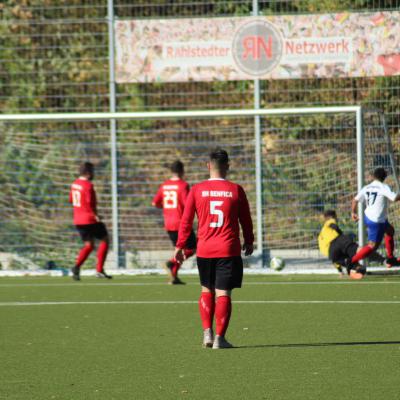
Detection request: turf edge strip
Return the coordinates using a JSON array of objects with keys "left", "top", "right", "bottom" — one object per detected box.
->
[
  {"left": 1, "top": 300, "right": 400, "bottom": 306},
  {"left": 2, "top": 281, "right": 400, "bottom": 288}
]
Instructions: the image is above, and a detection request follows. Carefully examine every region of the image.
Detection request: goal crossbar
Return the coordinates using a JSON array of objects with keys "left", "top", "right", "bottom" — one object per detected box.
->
[{"left": 0, "top": 106, "right": 362, "bottom": 122}]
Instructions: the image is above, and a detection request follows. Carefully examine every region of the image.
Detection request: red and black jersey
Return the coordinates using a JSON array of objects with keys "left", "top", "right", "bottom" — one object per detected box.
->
[
  {"left": 152, "top": 178, "right": 190, "bottom": 231},
  {"left": 176, "top": 179, "right": 254, "bottom": 258},
  {"left": 69, "top": 178, "right": 98, "bottom": 225}
]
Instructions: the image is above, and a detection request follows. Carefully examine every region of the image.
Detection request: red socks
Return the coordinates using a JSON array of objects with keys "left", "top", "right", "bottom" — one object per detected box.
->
[
  {"left": 385, "top": 234, "right": 394, "bottom": 258},
  {"left": 76, "top": 243, "right": 94, "bottom": 268},
  {"left": 167, "top": 258, "right": 180, "bottom": 278},
  {"left": 169, "top": 250, "right": 195, "bottom": 279},
  {"left": 352, "top": 235, "right": 396, "bottom": 263},
  {"left": 215, "top": 295, "right": 232, "bottom": 336},
  {"left": 76, "top": 241, "right": 108, "bottom": 272},
  {"left": 171, "top": 261, "right": 180, "bottom": 278},
  {"left": 351, "top": 245, "right": 374, "bottom": 264},
  {"left": 199, "top": 294, "right": 233, "bottom": 336},
  {"left": 199, "top": 292, "right": 215, "bottom": 330},
  {"left": 96, "top": 241, "right": 109, "bottom": 272}
]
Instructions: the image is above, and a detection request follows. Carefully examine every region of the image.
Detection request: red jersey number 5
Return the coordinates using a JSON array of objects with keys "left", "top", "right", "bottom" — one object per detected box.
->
[{"left": 210, "top": 201, "right": 224, "bottom": 228}]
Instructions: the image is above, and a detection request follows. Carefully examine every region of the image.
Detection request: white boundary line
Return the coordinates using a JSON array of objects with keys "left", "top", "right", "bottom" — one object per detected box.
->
[
  {"left": 0, "top": 269, "right": 342, "bottom": 277},
  {"left": 1, "top": 300, "right": 400, "bottom": 307},
  {"left": 1, "top": 266, "right": 398, "bottom": 278},
  {"left": 1, "top": 280, "right": 400, "bottom": 288}
]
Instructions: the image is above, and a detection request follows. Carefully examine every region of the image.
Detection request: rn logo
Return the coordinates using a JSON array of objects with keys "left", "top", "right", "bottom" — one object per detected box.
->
[{"left": 232, "top": 20, "right": 283, "bottom": 76}]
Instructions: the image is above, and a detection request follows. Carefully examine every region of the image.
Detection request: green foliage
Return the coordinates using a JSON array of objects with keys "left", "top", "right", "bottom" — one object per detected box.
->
[{"left": 1, "top": 1, "right": 400, "bottom": 260}]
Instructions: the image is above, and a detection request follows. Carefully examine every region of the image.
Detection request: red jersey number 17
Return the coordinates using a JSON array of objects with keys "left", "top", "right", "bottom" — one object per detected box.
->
[{"left": 163, "top": 190, "right": 177, "bottom": 209}]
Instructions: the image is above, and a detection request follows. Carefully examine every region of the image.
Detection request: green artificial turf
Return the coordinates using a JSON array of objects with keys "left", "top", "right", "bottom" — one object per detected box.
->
[{"left": 1, "top": 274, "right": 400, "bottom": 400}]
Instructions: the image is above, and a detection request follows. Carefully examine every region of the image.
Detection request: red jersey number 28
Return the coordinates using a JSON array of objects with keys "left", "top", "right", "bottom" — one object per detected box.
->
[
  {"left": 72, "top": 190, "right": 81, "bottom": 207},
  {"left": 210, "top": 201, "right": 224, "bottom": 228},
  {"left": 163, "top": 190, "right": 177, "bottom": 209}
]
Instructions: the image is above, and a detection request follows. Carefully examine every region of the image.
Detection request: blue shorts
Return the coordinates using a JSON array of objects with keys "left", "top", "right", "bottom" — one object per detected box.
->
[{"left": 364, "top": 216, "right": 388, "bottom": 243}]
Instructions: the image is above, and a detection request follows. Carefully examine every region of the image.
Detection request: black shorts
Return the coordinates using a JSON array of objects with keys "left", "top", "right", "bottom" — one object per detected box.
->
[
  {"left": 197, "top": 256, "right": 243, "bottom": 290},
  {"left": 329, "top": 234, "right": 358, "bottom": 266},
  {"left": 76, "top": 222, "right": 108, "bottom": 242},
  {"left": 167, "top": 230, "right": 196, "bottom": 249}
]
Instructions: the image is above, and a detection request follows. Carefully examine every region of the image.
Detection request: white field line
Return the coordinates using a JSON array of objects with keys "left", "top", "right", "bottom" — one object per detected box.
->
[
  {"left": 1, "top": 281, "right": 400, "bottom": 288},
  {"left": 1, "top": 300, "right": 400, "bottom": 307}
]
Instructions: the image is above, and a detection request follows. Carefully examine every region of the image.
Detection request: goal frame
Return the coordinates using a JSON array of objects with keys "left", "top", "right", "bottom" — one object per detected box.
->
[{"left": 0, "top": 106, "right": 364, "bottom": 268}]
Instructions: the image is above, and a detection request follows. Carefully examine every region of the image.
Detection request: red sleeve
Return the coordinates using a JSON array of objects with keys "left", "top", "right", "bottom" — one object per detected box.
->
[
  {"left": 69, "top": 188, "right": 72, "bottom": 204},
  {"left": 176, "top": 188, "right": 196, "bottom": 249},
  {"left": 152, "top": 186, "right": 163, "bottom": 208},
  {"left": 181, "top": 182, "right": 190, "bottom": 204},
  {"left": 89, "top": 185, "right": 97, "bottom": 214},
  {"left": 238, "top": 186, "right": 254, "bottom": 245}
]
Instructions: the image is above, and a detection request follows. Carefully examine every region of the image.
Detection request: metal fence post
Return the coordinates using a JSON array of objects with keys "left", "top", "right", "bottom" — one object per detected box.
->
[
  {"left": 107, "top": 0, "right": 120, "bottom": 268},
  {"left": 356, "top": 106, "right": 365, "bottom": 250},
  {"left": 253, "top": 0, "right": 264, "bottom": 267}
]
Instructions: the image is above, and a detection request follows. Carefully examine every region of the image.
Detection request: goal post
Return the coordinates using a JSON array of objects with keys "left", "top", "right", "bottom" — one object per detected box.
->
[
  {"left": 356, "top": 106, "right": 365, "bottom": 252},
  {"left": 0, "top": 106, "right": 367, "bottom": 271}
]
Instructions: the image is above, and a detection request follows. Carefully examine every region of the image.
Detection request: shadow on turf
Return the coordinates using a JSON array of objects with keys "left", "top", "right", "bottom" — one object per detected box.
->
[
  {"left": 236, "top": 340, "right": 400, "bottom": 349},
  {"left": 366, "top": 270, "right": 400, "bottom": 276}
]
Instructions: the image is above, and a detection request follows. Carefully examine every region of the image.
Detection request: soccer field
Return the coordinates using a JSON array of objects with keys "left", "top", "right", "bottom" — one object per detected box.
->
[{"left": 1, "top": 275, "right": 400, "bottom": 400}]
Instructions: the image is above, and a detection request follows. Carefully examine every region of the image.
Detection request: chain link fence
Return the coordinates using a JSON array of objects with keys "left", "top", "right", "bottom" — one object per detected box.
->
[{"left": 1, "top": 1, "right": 400, "bottom": 271}]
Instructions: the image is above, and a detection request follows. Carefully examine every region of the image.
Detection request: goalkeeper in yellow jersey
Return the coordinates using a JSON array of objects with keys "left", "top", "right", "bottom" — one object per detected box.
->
[{"left": 318, "top": 210, "right": 371, "bottom": 279}]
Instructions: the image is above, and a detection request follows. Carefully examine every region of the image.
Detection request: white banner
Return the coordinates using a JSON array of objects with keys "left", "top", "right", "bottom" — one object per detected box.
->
[{"left": 115, "top": 12, "right": 400, "bottom": 82}]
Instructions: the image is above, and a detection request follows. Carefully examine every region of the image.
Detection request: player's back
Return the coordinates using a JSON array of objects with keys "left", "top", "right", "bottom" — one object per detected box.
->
[
  {"left": 357, "top": 180, "right": 396, "bottom": 223},
  {"left": 70, "top": 178, "right": 97, "bottom": 225},
  {"left": 157, "top": 178, "right": 189, "bottom": 231},
  {"left": 318, "top": 218, "right": 340, "bottom": 256},
  {"left": 191, "top": 178, "right": 251, "bottom": 258}
]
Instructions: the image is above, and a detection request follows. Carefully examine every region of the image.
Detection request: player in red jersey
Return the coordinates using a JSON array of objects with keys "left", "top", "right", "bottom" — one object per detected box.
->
[
  {"left": 152, "top": 160, "right": 196, "bottom": 284},
  {"left": 175, "top": 149, "right": 254, "bottom": 349},
  {"left": 69, "top": 162, "right": 112, "bottom": 281}
]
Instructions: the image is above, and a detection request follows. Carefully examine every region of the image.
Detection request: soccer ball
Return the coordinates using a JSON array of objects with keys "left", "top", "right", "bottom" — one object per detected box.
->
[{"left": 270, "top": 257, "right": 285, "bottom": 271}]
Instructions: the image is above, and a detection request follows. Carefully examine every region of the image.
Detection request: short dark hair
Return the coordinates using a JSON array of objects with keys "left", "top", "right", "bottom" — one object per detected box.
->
[
  {"left": 373, "top": 167, "right": 387, "bottom": 182},
  {"left": 323, "top": 210, "right": 337, "bottom": 219},
  {"left": 170, "top": 160, "right": 184, "bottom": 175},
  {"left": 209, "top": 148, "right": 229, "bottom": 169},
  {"left": 80, "top": 162, "right": 94, "bottom": 176}
]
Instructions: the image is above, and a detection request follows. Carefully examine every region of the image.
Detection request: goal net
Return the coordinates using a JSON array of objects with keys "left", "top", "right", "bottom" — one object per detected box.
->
[
  {"left": 363, "top": 109, "right": 400, "bottom": 262},
  {"left": 1, "top": 106, "right": 395, "bottom": 273}
]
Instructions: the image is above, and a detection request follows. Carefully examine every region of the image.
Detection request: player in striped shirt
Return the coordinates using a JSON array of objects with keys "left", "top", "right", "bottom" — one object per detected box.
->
[
  {"left": 152, "top": 161, "right": 196, "bottom": 284},
  {"left": 175, "top": 149, "right": 254, "bottom": 349}
]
